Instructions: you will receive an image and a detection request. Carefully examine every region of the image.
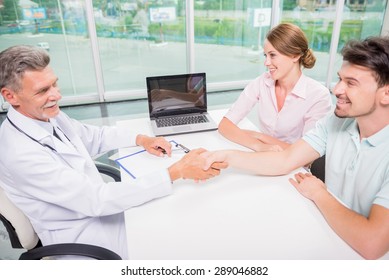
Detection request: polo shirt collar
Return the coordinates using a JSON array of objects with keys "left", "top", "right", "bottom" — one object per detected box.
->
[
  {"left": 346, "top": 118, "right": 389, "bottom": 147},
  {"left": 366, "top": 124, "right": 389, "bottom": 147}
]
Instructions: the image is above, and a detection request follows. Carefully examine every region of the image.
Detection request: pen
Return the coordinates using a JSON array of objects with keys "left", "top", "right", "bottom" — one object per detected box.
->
[
  {"left": 157, "top": 146, "right": 167, "bottom": 154},
  {"left": 175, "top": 143, "right": 190, "bottom": 153},
  {"left": 157, "top": 143, "right": 190, "bottom": 154}
]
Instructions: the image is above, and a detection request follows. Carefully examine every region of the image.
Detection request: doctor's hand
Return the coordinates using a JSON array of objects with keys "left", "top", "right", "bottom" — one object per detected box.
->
[
  {"left": 168, "top": 148, "right": 228, "bottom": 182},
  {"left": 289, "top": 172, "right": 327, "bottom": 202},
  {"left": 136, "top": 134, "right": 172, "bottom": 157}
]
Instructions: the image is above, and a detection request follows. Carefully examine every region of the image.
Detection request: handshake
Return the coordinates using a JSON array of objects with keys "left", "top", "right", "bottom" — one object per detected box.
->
[
  {"left": 168, "top": 148, "right": 228, "bottom": 182},
  {"left": 136, "top": 134, "right": 228, "bottom": 182}
]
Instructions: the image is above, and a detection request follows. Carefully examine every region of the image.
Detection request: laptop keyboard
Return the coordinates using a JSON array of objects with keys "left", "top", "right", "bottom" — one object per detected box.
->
[{"left": 156, "top": 115, "right": 209, "bottom": 127}]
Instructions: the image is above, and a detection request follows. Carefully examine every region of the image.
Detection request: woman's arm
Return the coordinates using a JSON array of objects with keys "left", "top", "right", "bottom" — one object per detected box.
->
[
  {"left": 218, "top": 117, "right": 282, "bottom": 152},
  {"left": 242, "top": 129, "right": 291, "bottom": 150}
]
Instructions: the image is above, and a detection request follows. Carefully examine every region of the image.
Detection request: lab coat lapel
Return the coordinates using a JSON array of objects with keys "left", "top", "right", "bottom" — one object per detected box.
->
[
  {"left": 50, "top": 118, "right": 92, "bottom": 164},
  {"left": 50, "top": 117, "right": 101, "bottom": 182},
  {"left": 41, "top": 134, "right": 88, "bottom": 171},
  {"left": 7, "top": 107, "right": 95, "bottom": 177},
  {"left": 56, "top": 136, "right": 102, "bottom": 183}
]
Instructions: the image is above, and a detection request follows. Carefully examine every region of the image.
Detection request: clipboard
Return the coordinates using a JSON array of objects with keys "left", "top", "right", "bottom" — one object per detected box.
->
[{"left": 115, "top": 140, "right": 187, "bottom": 179}]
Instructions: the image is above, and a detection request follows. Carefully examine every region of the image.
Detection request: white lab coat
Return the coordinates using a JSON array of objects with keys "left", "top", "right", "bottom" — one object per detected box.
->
[{"left": 0, "top": 106, "right": 173, "bottom": 259}]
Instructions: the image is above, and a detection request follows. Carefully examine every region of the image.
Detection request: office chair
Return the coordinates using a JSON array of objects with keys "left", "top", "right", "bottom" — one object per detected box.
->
[
  {"left": 0, "top": 162, "right": 122, "bottom": 260},
  {"left": 310, "top": 155, "right": 326, "bottom": 182},
  {"left": 95, "top": 161, "right": 122, "bottom": 182}
]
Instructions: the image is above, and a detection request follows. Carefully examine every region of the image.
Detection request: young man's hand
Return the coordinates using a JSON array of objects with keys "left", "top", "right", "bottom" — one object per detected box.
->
[{"left": 168, "top": 148, "right": 228, "bottom": 182}]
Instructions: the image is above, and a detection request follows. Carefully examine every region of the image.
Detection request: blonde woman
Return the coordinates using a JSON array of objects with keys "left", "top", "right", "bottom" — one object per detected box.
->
[{"left": 219, "top": 23, "right": 332, "bottom": 152}]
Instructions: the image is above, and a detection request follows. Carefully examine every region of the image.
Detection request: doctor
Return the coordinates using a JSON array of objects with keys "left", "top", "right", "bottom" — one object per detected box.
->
[{"left": 0, "top": 45, "right": 226, "bottom": 259}]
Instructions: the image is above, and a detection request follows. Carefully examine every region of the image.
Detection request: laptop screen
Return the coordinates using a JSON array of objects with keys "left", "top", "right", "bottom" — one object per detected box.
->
[{"left": 146, "top": 73, "right": 207, "bottom": 118}]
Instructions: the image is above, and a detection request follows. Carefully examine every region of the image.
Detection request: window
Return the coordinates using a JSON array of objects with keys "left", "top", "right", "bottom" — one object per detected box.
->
[
  {"left": 280, "top": 0, "right": 388, "bottom": 88},
  {"left": 330, "top": 0, "right": 388, "bottom": 87},
  {"left": 0, "top": 0, "right": 99, "bottom": 105},
  {"left": 0, "top": 0, "right": 388, "bottom": 111},
  {"left": 93, "top": 0, "right": 187, "bottom": 98},
  {"left": 193, "top": 0, "right": 272, "bottom": 91}
]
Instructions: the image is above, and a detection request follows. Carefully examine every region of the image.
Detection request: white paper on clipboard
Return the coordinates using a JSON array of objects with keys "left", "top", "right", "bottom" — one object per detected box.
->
[{"left": 115, "top": 140, "right": 187, "bottom": 179}]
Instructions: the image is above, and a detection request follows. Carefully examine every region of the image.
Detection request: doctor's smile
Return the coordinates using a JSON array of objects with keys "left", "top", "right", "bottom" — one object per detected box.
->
[{"left": 43, "top": 101, "right": 59, "bottom": 111}]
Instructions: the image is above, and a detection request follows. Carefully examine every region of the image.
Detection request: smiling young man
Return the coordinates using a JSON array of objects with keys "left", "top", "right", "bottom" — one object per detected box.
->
[{"left": 203, "top": 36, "right": 389, "bottom": 259}]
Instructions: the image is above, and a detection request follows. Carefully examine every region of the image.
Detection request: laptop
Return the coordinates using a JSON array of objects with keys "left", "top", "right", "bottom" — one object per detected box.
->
[{"left": 146, "top": 72, "right": 218, "bottom": 136}]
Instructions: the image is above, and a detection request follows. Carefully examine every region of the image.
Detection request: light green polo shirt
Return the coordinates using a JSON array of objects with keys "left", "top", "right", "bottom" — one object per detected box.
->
[{"left": 303, "top": 114, "right": 389, "bottom": 217}]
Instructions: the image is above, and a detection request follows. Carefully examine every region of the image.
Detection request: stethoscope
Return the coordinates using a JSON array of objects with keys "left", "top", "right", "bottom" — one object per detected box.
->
[{"left": 7, "top": 116, "right": 71, "bottom": 153}]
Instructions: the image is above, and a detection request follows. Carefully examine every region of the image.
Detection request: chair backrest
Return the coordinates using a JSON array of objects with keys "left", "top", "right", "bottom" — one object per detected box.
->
[
  {"left": 310, "top": 155, "right": 326, "bottom": 182},
  {"left": 0, "top": 186, "right": 39, "bottom": 250},
  {"left": 0, "top": 163, "right": 122, "bottom": 259}
]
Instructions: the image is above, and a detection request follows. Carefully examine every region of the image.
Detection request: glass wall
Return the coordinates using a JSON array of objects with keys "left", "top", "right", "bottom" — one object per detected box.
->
[
  {"left": 330, "top": 0, "right": 388, "bottom": 86},
  {"left": 0, "top": 0, "right": 99, "bottom": 106},
  {"left": 280, "top": 0, "right": 388, "bottom": 87},
  {"left": 194, "top": 0, "right": 272, "bottom": 90},
  {"left": 93, "top": 0, "right": 188, "bottom": 95},
  {"left": 0, "top": 0, "right": 388, "bottom": 111}
]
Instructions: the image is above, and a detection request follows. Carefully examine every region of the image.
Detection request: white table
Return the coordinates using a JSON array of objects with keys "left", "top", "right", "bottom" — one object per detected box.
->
[{"left": 117, "top": 110, "right": 387, "bottom": 260}]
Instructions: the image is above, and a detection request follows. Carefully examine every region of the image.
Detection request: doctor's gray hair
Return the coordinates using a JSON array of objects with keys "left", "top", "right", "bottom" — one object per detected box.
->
[{"left": 0, "top": 45, "right": 50, "bottom": 93}]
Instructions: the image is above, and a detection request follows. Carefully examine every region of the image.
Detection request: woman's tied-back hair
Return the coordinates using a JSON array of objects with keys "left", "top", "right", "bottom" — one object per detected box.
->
[
  {"left": 266, "top": 23, "right": 316, "bottom": 69},
  {"left": 0, "top": 45, "right": 50, "bottom": 93},
  {"left": 341, "top": 36, "right": 389, "bottom": 88}
]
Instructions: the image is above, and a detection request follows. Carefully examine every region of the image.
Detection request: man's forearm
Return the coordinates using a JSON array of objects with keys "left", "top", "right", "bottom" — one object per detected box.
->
[
  {"left": 222, "top": 150, "right": 292, "bottom": 175},
  {"left": 313, "top": 192, "right": 389, "bottom": 259},
  {"left": 220, "top": 140, "right": 318, "bottom": 175}
]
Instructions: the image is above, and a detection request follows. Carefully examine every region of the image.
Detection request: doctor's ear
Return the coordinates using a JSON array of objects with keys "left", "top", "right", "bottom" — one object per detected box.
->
[{"left": 1, "top": 87, "right": 20, "bottom": 106}]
